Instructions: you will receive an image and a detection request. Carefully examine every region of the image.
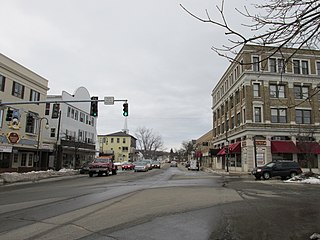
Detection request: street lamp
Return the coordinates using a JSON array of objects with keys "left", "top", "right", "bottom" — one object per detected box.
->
[{"left": 36, "top": 117, "right": 49, "bottom": 170}]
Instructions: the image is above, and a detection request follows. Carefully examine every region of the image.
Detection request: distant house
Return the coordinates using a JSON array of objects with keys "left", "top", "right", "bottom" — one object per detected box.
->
[{"left": 98, "top": 131, "right": 137, "bottom": 162}]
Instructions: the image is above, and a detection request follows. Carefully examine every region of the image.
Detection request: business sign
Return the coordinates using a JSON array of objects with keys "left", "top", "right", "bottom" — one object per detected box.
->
[
  {"left": 0, "top": 145, "right": 13, "bottom": 153},
  {"left": 7, "top": 132, "right": 20, "bottom": 144}
]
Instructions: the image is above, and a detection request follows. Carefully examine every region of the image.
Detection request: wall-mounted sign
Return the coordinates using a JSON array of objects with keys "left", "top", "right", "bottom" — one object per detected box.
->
[
  {"left": 7, "top": 132, "right": 20, "bottom": 144},
  {"left": 0, "top": 145, "right": 13, "bottom": 153}
]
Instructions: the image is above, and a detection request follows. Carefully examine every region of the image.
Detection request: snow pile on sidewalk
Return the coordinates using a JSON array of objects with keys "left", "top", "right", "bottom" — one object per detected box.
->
[
  {"left": 285, "top": 172, "right": 320, "bottom": 184},
  {"left": 0, "top": 169, "right": 79, "bottom": 184}
]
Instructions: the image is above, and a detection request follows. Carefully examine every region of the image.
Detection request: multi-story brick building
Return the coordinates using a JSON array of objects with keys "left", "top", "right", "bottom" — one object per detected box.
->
[
  {"left": 211, "top": 44, "right": 320, "bottom": 172},
  {"left": 98, "top": 131, "right": 137, "bottom": 162}
]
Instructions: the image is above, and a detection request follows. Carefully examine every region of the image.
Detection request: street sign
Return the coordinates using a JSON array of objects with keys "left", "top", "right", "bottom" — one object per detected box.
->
[{"left": 104, "top": 96, "right": 114, "bottom": 105}]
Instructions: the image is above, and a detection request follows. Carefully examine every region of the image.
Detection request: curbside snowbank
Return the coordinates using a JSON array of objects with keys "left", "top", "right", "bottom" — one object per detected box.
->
[{"left": 0, "top": 169, "right": 79, "bottom": 184}]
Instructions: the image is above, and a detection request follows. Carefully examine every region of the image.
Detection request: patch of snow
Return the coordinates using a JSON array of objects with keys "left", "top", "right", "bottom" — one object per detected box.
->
[
  {"left": 0, "top": 169, "right": 79, "bottom": 184},
  {"left": 284, "top": 172, "right": 320, "bottom": 184}
]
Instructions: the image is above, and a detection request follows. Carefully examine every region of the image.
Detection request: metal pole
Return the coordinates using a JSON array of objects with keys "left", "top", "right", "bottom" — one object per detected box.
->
[
  {"left": 253, "top": 136, "right": 258, "bottom": 168},
  {"left": 36, "top": 117, "right": 49, "bottom": 171}
]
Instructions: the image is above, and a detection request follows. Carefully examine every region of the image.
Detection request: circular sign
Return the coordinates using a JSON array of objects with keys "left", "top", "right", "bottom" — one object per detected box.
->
[{"left": 7, "top": 132, "right": 20, "bottom": 144}]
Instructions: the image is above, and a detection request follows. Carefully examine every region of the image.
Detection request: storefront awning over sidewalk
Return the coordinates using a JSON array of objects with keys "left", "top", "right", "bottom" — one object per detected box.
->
[
  {"left": 271, "top": 141, "right": 300, "bottom": 153},
  {"left": 217, "top": 142, "right": 241, "bottom": 156},
  {"left": 297, "top": 142, "right": 320, "bottom": 154}
]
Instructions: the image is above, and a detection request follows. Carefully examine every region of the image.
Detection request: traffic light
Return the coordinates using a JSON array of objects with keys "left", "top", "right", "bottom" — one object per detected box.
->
[
  {"left": 6, "top": 108, "right": 13, "bottom": 121},
  {"left": 123, "top": 103, "right": 128, "bottom": 117},
  {"left": 52, "top": 103, "right": 60, "bottom": 119},
  {"left": 26, "top": 114, "right": 34, "bottom": 125},
  {"left": 90, "top": 96, "right": 98, "bottom": 117}
]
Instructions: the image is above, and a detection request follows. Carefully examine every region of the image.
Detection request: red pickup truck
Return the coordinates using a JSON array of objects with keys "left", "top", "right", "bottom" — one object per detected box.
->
[{"left": 88, "top": 157, "right": 118, "bottom": 177}]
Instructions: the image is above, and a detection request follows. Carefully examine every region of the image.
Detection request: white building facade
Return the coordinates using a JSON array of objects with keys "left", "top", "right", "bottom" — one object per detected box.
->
[{"left": 45, "top": 87, "right": 98, "bottom": 169}]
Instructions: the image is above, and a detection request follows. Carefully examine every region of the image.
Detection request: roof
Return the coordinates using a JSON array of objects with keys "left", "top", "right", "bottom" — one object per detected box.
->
[{"left": 98, "top": 131, "right": 137, "bottom": 139}]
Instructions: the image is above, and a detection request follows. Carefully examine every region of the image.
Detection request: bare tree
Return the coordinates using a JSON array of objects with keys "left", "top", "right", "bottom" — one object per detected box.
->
[
  {"left": 180, "top": 0, "right": 320, "bottom": 62},
  {"left": 180, "top": 140, "right": 195, "bottom": 160},
  {"left": 135, "top": 127, "right": 164, "bottom": 159}
]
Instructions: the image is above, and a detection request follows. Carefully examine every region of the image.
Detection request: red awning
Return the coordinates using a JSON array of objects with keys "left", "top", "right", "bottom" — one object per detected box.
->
[
  {"left": 217, "top": 142, "right": 241, "bottom": 156},
  {"left": 271, "top": 141, "right": 300, "bottom": 153},
  {"left": 229, "top": 142, "right": 241, "bottom": 153},
  {"left": 217, "top": 148, "right": 225, "bottom": 156},
  {"left": 297, "top": 142, "right": 320, "bottom": 154}
]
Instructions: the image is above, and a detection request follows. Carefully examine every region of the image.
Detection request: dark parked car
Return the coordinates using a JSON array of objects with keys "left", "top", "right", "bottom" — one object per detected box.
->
[{"left": 252, "top": 160, "right": 302, "bottom": 180}]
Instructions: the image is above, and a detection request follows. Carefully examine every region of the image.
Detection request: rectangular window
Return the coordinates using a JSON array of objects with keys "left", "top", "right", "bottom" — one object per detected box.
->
[
  {"left": 301, "top": 60, "right": 309, "bottom": 75},
  {"left": 111, "top": 138, "right": 114, "bottom": 143},
  {"left": 67, "top": 107, "right": 71, "bottom": 117},
  {"left": 254, "top": 107, "right": 262, "bottom": 122},
  {"left": 27, "top": 154, "right": 33, "bottom": 167},
  {"left": 270, "top": 84, "right": 285, "bottom": 98},
  {"left": 252, "top": 56, "right": 260, "bottom": 71},
  {"left": 317, "top": 61, "right": 320, "bottom": 76},
  {"left": 117, "top": 138, "right": 120, "bottom": 143},
  {"left": 253, "top": 83, "right": 260, "bottom": 97},
  {"left": 230, "top": 96, "right": 234, "bottom": 108},
  {"left": 50, "top": 128, "right": 56, "bottom": 138},
  {"left": 293, "top": 59, "right": 309, "bottom": 75},
  {"left": 226, "top": 119, "right": 229, "bottom": 131},
  {"left": 271, "top": 109, "right": 287, "bottom": 123},
  {"left": 75, "top": 110, "right": 79, "bottom": 120},
  {"left": 30, "top": 89, "right": 40, "bottom": 102},
  {"left": 123, "top": 138, "right": 126, "bottom": 143},
  {"left": 237, "top": 112, "right": 241, "bottom": 126},
  {"left": 0, "top": 74, "right": 5, "bottom": 91},
  {"left": 278, "top": 59, "right": 285, "bottom": 73},
  {"left": 45, "top": 103, "right": 50, "bottom": 115},
  {"left": 80, "top": 112, "right": 85, "bottom": 123},
  {"left": 294, "top": 86, "right": 309, "bottom": 99},
  {"left": 296, "top": 109, "right": 311, "bottom": 124},
  {"left": 221, "top": 123, "right": 224, "bottom": 133},
  {"left": 235, "top": 90, "right": 240, "bottom": 103},
  {"left": 269, "top": 58, "right": 277, "bottom": 72},
  {"left": 12, "top": 81, "right": 25, "bottom": 99},
  {"left": 231, "top": 116, "right": 235, "bottom": 129},
  {"left": 21, "top": 153, "right": 27, "bottom": 166},
  {"left": 71, "top": 108, "right": 75, "bottom": 119},
  {"left": 293, "top": 60, "right": 300, "bottom": 74}
]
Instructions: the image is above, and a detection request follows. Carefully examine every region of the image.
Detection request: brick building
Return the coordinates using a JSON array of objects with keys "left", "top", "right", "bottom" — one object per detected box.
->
[{"left": 211, "top": 44, "right": 320, "bottom": 172}]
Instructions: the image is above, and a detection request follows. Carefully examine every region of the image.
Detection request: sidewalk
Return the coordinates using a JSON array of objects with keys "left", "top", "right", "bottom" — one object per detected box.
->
[{"left": 203, "top": 167, "right": 252, "bottom": 178}]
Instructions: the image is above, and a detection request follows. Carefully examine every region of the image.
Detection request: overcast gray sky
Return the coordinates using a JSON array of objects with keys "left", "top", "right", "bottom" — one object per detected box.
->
[{"left": 0, "top": 0, "right": 253, "bottom": 150}]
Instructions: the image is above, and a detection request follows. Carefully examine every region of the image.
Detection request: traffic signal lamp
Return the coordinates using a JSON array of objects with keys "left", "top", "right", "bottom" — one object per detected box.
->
[
  {"left": 52, "top": 103, "right": 60, "bottom": 119},
  {"left": 90, "top": 96, "right": 98, "bottom": 117},
  {"left": 6, "top": 108, "right": 13, "bottom": 121},
  {"left": 123, "top": 103, "right": 128, "bottom": 117}
]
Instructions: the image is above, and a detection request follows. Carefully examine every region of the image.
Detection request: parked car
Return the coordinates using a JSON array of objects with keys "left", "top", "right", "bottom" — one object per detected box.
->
[
  {"left": 170, "top": 161, "right": 178, "bottom": 167},
  {"left": 122, "top": 162, "right": 135, "bottom": 170},
  {"left": 142, "top": 159, "right": 153, "bottom": 170},
  {"left": 134, "top": 161, "right": 149, "bottom": 172},
  {"left": 252, "top": 160, "right": 302, "bottom": 180},
  {"left": 152, "top": 160, "right": 161, "bottom": 169}
]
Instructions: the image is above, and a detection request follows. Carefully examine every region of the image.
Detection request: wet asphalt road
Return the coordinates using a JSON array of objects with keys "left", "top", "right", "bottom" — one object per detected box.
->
[{"left": 0, "top": 165, "right": 319, "bottom": 240}]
